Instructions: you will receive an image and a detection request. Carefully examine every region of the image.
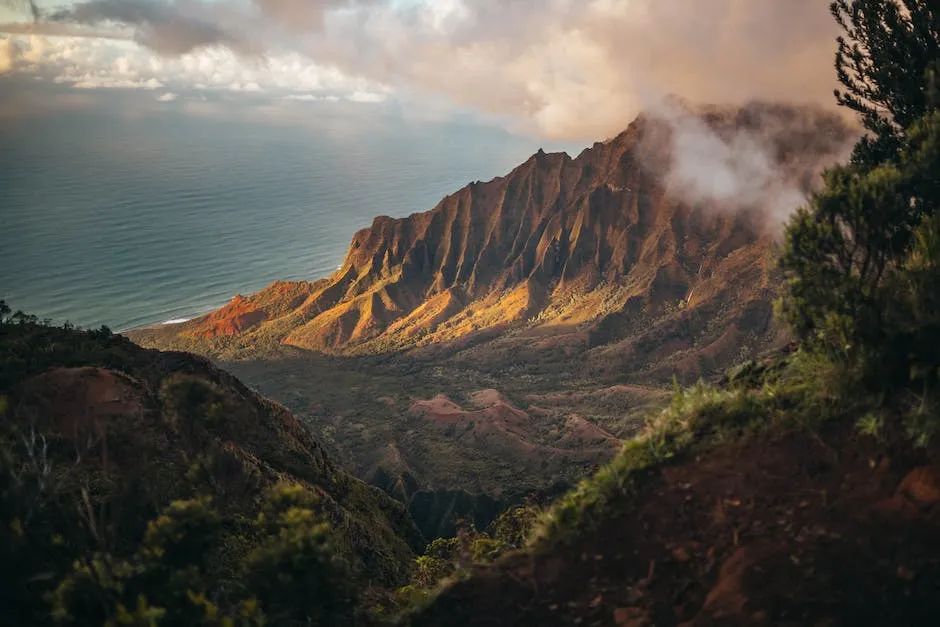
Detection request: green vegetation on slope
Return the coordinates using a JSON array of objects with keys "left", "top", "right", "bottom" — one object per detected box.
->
[
  {"left": 0, "top": 310, "right": 419, "bottom": 625},
  {"left": 531, "top": 348, "right": 860, "bottom": 547}
]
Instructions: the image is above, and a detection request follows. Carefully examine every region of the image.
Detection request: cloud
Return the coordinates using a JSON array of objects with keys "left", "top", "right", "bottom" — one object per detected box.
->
[
  {"left": 283, "top": 93, "right": 339, "bottom": 102},
  {"left": 0, "top": 32, "right": 387, "bottom": 102},
  {"left": 67, "top": 75, "right": 164, "bottom": 90},
  {"left": 49, "top": 0, "right": 255, "bottom": 56},
  {"left": 38, "top": 0, "right": 367, "bottom": 56},
  {"left": 252, "top": 0, "right": 370, "bottom": 32},
  {"left": 347, "top": 89, "right": 385, "bottom": 103},
  {"left": 640, "top": 100, "right": 858, "bottom": 228},
  {"left": 228, "top": 80, "right": 262, "bottom": 92},
  {"left": 0, "top": 1, "right": 41, "bottom": 21},
  {"left": 0, "top": 20, "right": 132, "bottom": 41},
  {"left": 1, "top": 0, "right": 846, "bottom": 139},
  {"left": 156, "top": 91, "right": 176, "bottom": 101},
  {"left": 0, "top": 36, "right": 14, "bottom": 73},
  {"left": 282, "top": 89, "right": 384, "bottom": 103},
  {"left": 301, "top": 0, "right": 842, "bottom": 139}
]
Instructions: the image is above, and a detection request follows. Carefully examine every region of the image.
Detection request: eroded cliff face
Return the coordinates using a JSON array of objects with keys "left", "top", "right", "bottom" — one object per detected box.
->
[{"left": 150, "top": 104, "right": 851, "bottom": 380}]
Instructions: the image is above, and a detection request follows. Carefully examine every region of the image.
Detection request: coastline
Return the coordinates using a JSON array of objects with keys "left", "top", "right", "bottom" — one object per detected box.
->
[{"left": 116, "top": 301, "right": 221, "bottom": 335}]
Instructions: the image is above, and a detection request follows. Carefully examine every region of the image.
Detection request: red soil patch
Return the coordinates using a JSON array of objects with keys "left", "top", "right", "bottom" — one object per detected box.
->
[
  {"left": 408, "top": 391, "right": 619, "bottom": 466},
  {"left": 192, "top": 294, "right": 268, "bottom": 337},
  {"left": 185, "top": 281, "right": 316, "bottom": 339},
  {"left": 15, "top": 367, "right": 146, "bottom": 470},
  {"left": 409, "top": 394, "right": 466, "bottom": 420},
  {"left": 18, "top": 367, "right": 144, "bottom": 440},
  {"left": 409, "top": 392, "right": 533, "bottom": 438},
  {"left": 557, "top": 415, "right": 620, "bottom": 448},
  {"left": 414, "top": 426, "right": 940, "bottom": 626}
]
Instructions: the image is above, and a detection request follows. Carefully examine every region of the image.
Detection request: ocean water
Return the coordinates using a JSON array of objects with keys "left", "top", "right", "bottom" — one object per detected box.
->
[{"left": 1, "top": 109, "right": 580, "bottom": 331}]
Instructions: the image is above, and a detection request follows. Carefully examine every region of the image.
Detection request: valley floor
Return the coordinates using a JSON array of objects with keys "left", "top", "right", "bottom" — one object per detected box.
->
[{"left": 218, "top": 346, "right": 670, "bottom": 535}]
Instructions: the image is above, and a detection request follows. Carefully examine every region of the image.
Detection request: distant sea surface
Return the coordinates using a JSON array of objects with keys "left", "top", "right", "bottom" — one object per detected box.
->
[{"left": 1, "top": 109, "right": 581, "bottom": 331}]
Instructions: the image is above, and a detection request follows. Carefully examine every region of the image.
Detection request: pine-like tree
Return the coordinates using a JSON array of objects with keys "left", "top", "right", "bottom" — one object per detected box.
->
[
  {"left": 832, "top": 0, "right": 940, "bottom": 164},
  {"left": 780, "top": 0, "right": 940, "bottom": 395}
]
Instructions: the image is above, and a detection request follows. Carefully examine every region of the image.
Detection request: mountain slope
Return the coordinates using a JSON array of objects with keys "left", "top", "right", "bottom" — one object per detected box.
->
[
  {"left": 409, "top": 352, "right": 940, "bottom": 626},
  {"left": 413, "top": 424, "right": 940, "bottom": 626},
  {"left": 0, "top": 322, "right": 421, "bottom": 587},
  {"left": 134, "top": 103, "right": 852, "bottom": 384}
]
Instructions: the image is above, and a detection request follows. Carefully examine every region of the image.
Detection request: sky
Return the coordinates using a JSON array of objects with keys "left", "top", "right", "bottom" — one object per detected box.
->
[{"left": 0, "top": 0, "right": 842, "bottom": 141}]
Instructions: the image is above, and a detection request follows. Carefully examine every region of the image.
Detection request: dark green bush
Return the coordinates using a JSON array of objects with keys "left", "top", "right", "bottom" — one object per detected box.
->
[
  {"left": 243, "top": 483, "right": 356, "bottom": 626},
  {"left": 780, "top": 1, "right": 940, "bottom": 406}
]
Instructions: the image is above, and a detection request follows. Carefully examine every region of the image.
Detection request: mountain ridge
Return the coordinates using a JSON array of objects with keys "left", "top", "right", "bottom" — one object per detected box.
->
[{"left": 133, "top": 102, "right": 853, "bottom": 384}]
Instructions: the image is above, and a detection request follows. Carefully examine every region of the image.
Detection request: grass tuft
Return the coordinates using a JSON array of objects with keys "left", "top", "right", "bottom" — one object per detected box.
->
[{"left": 529, "top": 348, "right": 872, "bottom": 547}]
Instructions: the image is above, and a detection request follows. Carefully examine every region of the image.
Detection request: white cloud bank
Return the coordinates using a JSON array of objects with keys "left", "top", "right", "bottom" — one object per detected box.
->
[{"left": 0, "top": 32, "right": 388, "bottom": 105}]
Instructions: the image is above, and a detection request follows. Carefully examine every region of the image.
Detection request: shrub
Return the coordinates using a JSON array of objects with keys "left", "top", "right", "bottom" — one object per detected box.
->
[
  {"left": 243, "top": 483, "right": 355, "bottom": 626},
  {"left": 780, "top": 1, "right": 940, "bottom": 405},
  {"left": 50, "top": 497, "right": 232, "bottom": 626}
]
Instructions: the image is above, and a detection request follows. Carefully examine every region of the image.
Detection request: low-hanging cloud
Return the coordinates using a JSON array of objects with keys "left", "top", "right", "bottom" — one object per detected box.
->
[
  {"left": 3, "top": 0, "right": 845, "bottom": 139},
  {"left": 639, "top": 100, "right": 858, "bottom": 228}
]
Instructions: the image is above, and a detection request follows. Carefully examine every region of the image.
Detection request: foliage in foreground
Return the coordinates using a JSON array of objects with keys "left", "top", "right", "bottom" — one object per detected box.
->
[
  {"left": 0, "top": 314, "right": 411, "bottom": 626},
  {"left": 387, "top": 505, "right": 540, "bottom": 616},
  {"left": 780, "top": 0, "right": 940, "bottom": 403},
  {"left": 3, "top": 462, "right": 356, "bottom": 627},
  {"left": 392, "top": 345, "right": 887, "bottom": 614},
  {"left": 529, "top": 348, "right": 876, "bottom": 546}
]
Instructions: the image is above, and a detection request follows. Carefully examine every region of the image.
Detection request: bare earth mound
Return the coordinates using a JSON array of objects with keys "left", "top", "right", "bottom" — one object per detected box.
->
[{"left": 414, "top": 425, "right": 940, "bottom": 626}]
